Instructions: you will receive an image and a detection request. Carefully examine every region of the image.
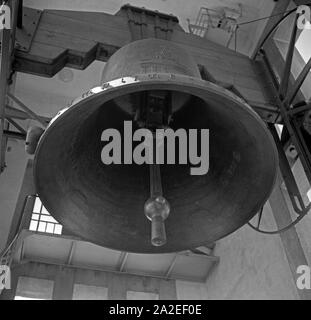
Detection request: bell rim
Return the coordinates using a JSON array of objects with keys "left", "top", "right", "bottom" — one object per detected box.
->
[
  {"left": 43, "top": 72, "right": 275, "bottom": 135},
  {"left": 33, "top": 72, "right": 279, "bottom": 253}
]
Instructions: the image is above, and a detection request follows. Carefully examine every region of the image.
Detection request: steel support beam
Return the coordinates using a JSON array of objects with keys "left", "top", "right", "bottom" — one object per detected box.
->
[
  {"left": 269, "top": 171, "right": 311, "bottom": 300},
  {"left": 7, "top": 93, "right": 47, "bottom": 127},
  {"left": 0, "top": 28, "right": 11, "bottom": 172},
  {"left": 0, "top": 0, "right": 22, "bottom": 173},
  {"left": 279, "top": 14, "right": 299, "bottom": 100},
  {"left": 6, "top": 118, "right": 26, "bottom": 134},
  {"left": 260, "top": 49, "right": 311, "bottom": 184},
  {"left": 5, "top": 105, "right": 50, "bottom": 122},
  {"left": 286, "top": 57, "right": 311, "bottom": 106},
  {"left": 3, "top": 130, "right": 26, "bottom": 140}
]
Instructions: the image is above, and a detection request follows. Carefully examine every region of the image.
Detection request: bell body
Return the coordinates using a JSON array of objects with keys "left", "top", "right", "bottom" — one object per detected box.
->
[{"left": 34, "top": 38, "right": 278, "bottom": 253}]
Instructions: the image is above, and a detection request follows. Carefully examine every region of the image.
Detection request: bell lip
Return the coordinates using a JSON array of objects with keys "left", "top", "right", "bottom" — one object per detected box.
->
[
  {"left": 33, "top": 72, "right": 279, "bottom": 253},
  {"left": 44, "top": 72, "right": 277, "bottom": 139}
]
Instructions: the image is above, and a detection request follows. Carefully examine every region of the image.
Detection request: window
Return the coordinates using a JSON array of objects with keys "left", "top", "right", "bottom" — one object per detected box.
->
[
  {"left": 72, "top": 284, "right": 108, "bottom": 300},
  {"left": 14, "top": 277, "right": 54, "bottom": 300},
  {"left": 296, "top": 29, "right": 311, "bottom": 64},
  {"left": 126, "top": 291, "right": 159, "bottom": 300},
  {"left": 14, "top": 296, "right": 45, "bottom": 300},
  {"left": 29, "top": 196, "right": 63, "bottom": 235}
]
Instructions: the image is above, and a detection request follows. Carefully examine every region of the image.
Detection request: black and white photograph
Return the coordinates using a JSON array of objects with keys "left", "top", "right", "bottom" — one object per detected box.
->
[{"left": 0, "top": 0, "right": 311, "bottom": 306}]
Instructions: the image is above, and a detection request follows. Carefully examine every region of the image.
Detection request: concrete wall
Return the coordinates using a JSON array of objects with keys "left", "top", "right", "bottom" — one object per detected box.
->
[
  {"left": 3, "top": 209, "right": 305, "bottom": 300},
  {"left": 1, "top": 262, "right": 177, "bottom": 300},
  {"left": 177, "top": 204, "right": 300, "bottom": 300},
  {"left": 0, "top": 141, "right": 28, "bottom": 252}
]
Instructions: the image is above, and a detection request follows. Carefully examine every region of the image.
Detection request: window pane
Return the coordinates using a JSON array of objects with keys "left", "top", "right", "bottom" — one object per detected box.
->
[
  {"left": 33, "top": 197, "right": 42, "bottom": 213},
  {"left": 41, "top": 206, "right": 49, "bottom": 215},
  {"left": 54, "top": 225, "right": 62, "bottom": 235},
  {"left": 38, "top": 221, "right": 46, "bottom": 232},
  {"left": 30, "top": 197, "right": 63, "bottom": 235},
  {"left": 15, "top": 277, "right": 54, "bottom": 300},
  {"left": 15, "top": 296, "right": 45, "bottom": 300},
  {"left": 73, "top": 284, "right": 108, "bottom": 300},
  {"left": 46, "top": 223, "right": 55, "bottom": 234},
  {"left": 39, "top": 215, "right": 58, "bottom": 223},
  {"left": 31, "top": 214, "right": 39, "bottom": 220},
  {"left": 127, "top": 291, "right": 159, "bottom": 300},
  {"left": 29, "top": 220, "right": 38, "bottom": 231}
]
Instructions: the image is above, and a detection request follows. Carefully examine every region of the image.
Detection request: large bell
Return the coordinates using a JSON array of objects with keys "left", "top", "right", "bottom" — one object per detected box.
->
[{"left": 34, "top": 38, "right": 278, "bottom": 253}]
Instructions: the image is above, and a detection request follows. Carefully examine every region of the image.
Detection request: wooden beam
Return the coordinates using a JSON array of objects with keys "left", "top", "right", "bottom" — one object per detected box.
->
[
  {"left": 0, "top": 29, "right": 11, "bottom": 172},
  {"left": 6, "top": 118, "right": 26, "bottom": 134},
  {"left": 13, "top": 8, "right": 130, "bottom": 76},
  {"left": 0, "top": 1, "right": 22, "bottom": 173},
  {"left": 11, "top": 7, "right": 278, "bottom": 114},
  {"left": 269, "top": 170, "right": 311, "bottom": 300},
  {"left": 3, "top": 130, "right": 26, "bottom": 140},
  {"left": 279, "top": 14, "right": 299, "bottom": 99}
]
